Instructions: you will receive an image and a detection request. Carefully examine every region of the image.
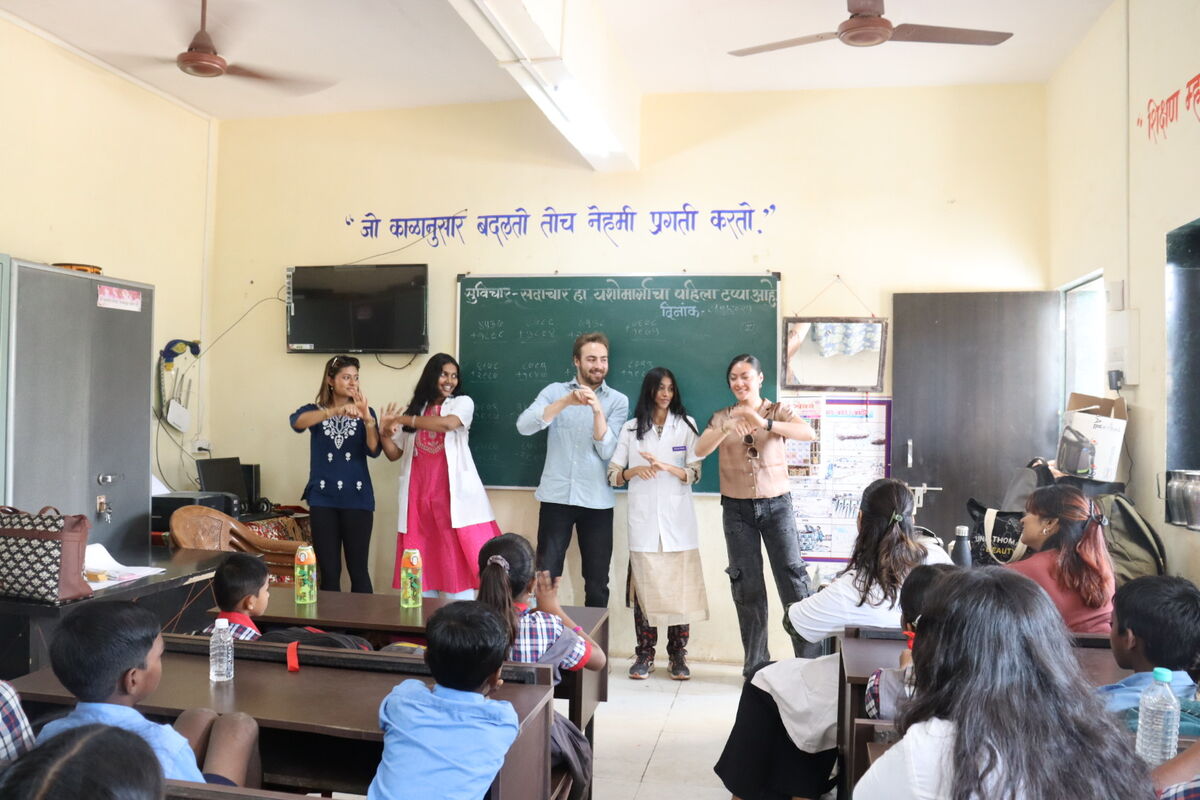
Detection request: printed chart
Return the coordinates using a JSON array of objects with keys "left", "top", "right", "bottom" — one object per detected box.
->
[{"left": 782, "top": 396, "right": 891, "bottom": 567}]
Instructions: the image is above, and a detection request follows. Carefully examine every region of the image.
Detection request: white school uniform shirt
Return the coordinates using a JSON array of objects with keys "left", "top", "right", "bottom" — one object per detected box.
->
[
  {"left": 392, "top": 395, "right": 496, "bottom": 533},
  {"left": 785, "top": 537, "right": 952, "bottom": 643},
  {"left": 854, "top": 718, "right": 955, "bottom": 800},
  {"left": 610, "top": 414, "right": 701, "bottom": 552}
]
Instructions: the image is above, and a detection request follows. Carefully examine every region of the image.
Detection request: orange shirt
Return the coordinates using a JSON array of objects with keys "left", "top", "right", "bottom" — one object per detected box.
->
[{"left": 1006, "top": 549, "right": 1113, "bottom": 633}]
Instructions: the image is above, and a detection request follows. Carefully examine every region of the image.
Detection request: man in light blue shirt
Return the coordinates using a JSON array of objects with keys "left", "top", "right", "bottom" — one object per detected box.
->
[
  {"left": 369, "top": 602, "right": 518, "bottom": 800},
  {"left": 1098, "top": 576, "right": 1200, "bottom": 712},
  {"left": 516, "top": 332, "right": 629, "bottom": 607}
]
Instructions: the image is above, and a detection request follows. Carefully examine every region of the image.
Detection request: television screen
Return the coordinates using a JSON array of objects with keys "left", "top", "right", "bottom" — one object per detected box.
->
[{"left": 286, "top": 264, "right": 428, "bottom": 354}]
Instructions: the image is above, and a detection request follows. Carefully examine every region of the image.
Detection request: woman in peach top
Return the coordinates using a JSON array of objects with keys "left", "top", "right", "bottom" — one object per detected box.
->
[{"left": 1006, "top": 484, "right": 1115, "bottom": 633}]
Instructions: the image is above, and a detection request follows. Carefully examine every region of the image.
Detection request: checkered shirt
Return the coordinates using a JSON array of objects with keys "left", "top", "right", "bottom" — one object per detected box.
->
[
  {"left": 201, "top": 611, "right": 262, "bottom": 641},
  {"left": 511, "top": 606, "right": 589, "bottom": 671},
  {"left": 0, "top": 680, "right": 34, "bottom": 763},
  {"left": 1162, "top": 780, "right": 1200, "bottom": 800}
]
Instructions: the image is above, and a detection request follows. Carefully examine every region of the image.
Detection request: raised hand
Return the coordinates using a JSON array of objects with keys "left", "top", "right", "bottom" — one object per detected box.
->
[
  {"left": 379, "top": 402, "right": 403, "bottom": 437},
  {"left": 729, "top": 404, "right": 766, "bottom": 428},
  {"left": 353, "top": 387, "right": 370, "bottom": 419},
  {"left": 534, "top": 570, "right": 564, "bottom": 616}
]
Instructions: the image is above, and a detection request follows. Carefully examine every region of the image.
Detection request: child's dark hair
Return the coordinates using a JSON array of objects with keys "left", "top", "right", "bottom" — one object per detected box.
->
[
  {"left": 49, "top": 601, "right": 160, "bottom": 702},
  {"left": 1114, "top": 575, "right": 1200, "bottom": 670},
  {"left": 425, "top": 601, "right": 511, "bottom": 691},
  {"left": 213, "top": 553, "right": 269, "bottom": 612},
  {"left": 0, "top": 723, "right": 164, "bottom": 800},
  {"left": 477, "top": 533, "right": 536, "bottom": 643},
  {"left": 898, "top": 563, "right": 960, "bottom": 628},
  {"left": 846, "top": 478, "right": 927, "bottom": 608}
]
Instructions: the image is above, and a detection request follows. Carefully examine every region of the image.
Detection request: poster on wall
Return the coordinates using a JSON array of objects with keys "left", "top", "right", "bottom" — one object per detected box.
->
[{"left": 781, "top": 396, "right": 892, "bottom": 572}]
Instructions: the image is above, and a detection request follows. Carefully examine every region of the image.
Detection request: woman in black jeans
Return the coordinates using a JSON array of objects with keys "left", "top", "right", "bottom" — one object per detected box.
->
[
  {"left": 694, "top": 354, "right": 819, "bottom": 677},
  {"left": 290, "top": 355, "right": 384, "bottom": 592}
]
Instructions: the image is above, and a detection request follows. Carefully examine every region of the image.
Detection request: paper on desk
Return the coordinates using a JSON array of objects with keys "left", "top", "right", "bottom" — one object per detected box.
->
[{"left": 84, "top": 544, "right": 165, "bottom": 589}]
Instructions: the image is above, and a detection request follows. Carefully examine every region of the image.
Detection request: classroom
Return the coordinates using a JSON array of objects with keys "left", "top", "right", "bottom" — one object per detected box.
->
[{"left": 1, "top": 0, "right": 1199, "bottom": 798}]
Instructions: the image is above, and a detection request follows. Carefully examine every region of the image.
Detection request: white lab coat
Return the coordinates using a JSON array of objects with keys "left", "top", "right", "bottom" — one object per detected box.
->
[
  {"left": 392, "top": 395, "right": 496, "bottom": 533},
  {"left": 610, "top": 415, "right": 701, "bottom": 553}
]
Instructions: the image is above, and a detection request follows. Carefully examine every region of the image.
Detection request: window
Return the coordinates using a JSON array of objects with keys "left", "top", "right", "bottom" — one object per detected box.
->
[{"left": 1063, "top": 274, "right": 1107, "bottom": 403}]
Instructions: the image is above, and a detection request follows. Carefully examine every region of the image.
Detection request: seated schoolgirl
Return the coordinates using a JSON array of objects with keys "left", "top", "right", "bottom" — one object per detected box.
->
[
  {"left": 476, "top": 533, "right": 606, "bottom": 799},
  {"left": 864, "top": 563, "right": 959, "bottom": 720},
  {"left": 855, "top": 568, "right": 1154, "bottom": 800},
  {"left": 714, "top": 478, "right": 951, "bottom": 800}
]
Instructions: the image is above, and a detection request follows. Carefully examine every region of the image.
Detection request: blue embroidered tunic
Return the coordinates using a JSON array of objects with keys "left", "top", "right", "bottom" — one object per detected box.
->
[{"left": 291, "top": 403, "right": 380, "bottom": 511}]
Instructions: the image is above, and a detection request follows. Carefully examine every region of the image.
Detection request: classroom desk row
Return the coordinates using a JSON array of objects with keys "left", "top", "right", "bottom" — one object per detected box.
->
[
  {"left": 243, "top": 586, "right": 610, "bottom": 748},
  {"left": 836, "top": 628, "right": 1133, "bottom": 799},
  {"left": 13, "top": 639, "right": 557, "bottom": 799}
]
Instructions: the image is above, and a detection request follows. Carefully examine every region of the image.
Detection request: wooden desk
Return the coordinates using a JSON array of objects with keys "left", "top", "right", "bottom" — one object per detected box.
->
[
  {"left": 0, "top": 549, "right": 224, "bottom": 679},
  {"left": 240, "top": 588, "right": 609, "bottom": 745},
  {"left": 13, "top": 650, "right": 553, "bottom": 799},
  {"left": 837, "top": 636, "right": 1132, "bottom": 799}
]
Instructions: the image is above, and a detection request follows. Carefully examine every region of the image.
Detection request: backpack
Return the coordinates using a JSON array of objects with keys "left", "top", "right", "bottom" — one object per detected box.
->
[
  {"left": 1095, "top": 493, "right": 1167, "bottom": 586},
  {"left": 259, "top": 626, "right": 373, "bottom": 651}
]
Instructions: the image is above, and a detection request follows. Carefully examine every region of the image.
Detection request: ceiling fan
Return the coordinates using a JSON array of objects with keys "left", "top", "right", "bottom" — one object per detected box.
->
[
  {"left": 102, "top": 0, "right": 330, "bottom": 94},
  {"left": 729, "top": 0, "right": 1013, "bottom": 57}
]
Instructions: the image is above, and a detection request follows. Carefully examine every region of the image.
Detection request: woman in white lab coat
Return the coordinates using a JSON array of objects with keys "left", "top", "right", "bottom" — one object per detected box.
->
[{"left": 608, "top": 367, "right": 708, "bottom": 680}]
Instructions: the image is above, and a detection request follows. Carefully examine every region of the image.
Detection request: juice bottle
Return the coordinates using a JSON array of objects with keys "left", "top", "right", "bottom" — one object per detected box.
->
[
  {"left": 295, "top": 544, "right": 318, "bottom": 604},
  {"left": 400, "top": 548, "right": 422, "bottom": 608}
]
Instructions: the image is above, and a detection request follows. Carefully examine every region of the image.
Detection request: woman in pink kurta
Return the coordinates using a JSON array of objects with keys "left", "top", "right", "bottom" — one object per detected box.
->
[
  {"left": 380, "top": 354, "right": 501, "bottom": 598},
  {"left": 1006, "top": 484, "right": 1115, "bottom": 633}
]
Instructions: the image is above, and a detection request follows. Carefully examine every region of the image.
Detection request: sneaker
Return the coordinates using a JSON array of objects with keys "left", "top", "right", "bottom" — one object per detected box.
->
[
  {"left": 669, "top": 652, "right": 690, "bottom": 680},
  {"left": 628, "top": 654, "right": 655, "bottom": 679}
]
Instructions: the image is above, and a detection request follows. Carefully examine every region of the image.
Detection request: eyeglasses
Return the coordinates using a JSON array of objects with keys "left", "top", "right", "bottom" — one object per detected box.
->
[
  {"left": 329, "top": 355, "right": 360, "bottom": 370},
  {"left": 744, "top": 434, "right": 759, "bottom": 460}
]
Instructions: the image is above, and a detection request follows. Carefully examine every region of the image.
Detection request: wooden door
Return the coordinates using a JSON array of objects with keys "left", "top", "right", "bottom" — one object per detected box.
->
[{"left": 891, "top": 292, "right": 1062, "bottom": 540}]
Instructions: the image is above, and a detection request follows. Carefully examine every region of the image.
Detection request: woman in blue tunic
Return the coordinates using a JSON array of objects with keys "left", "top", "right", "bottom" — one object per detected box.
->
[{"left": 290, "top": 355, "right": 383, "bottom": 592}]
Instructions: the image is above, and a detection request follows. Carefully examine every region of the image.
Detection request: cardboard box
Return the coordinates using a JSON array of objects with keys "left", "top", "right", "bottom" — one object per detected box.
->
[{"left": 1056, "top": 393, "right": 1128, "bottom": 482}]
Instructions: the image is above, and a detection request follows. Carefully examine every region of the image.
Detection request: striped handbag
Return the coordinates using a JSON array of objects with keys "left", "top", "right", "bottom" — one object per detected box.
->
[{"left": 0, "top": 506, "right": 93, "bottom": 604}]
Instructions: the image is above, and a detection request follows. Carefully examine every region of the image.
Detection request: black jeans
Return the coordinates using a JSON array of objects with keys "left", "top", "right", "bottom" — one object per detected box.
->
[
  {"left": 536, "top": 502, "right": 613, "bottom": 608},
  {"left": 308, "top": 506, "right": 374, "bottom": 593},
  {"left": 721, "top": 494, "right": 817, "bottom": 676}
]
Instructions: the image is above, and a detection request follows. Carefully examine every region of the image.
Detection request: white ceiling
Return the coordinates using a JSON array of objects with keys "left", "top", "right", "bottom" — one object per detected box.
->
[{"left": 0, "top": 0, "right": 1114, "bottom": 120}]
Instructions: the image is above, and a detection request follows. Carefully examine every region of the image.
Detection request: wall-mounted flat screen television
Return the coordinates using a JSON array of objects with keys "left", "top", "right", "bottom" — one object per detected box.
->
[{"left": 286, "top": 264, "right": 428, "bottom": 354}]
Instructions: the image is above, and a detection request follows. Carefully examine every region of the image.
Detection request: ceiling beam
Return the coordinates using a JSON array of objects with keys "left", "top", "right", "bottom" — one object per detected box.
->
[{"left": 447, "top": 0, "right": 640, "bottom": 172}]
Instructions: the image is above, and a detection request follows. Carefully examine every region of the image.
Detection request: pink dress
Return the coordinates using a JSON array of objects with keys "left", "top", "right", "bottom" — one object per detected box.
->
[{"left": 393, "top": 405, "right": 501, "bottom": 593}]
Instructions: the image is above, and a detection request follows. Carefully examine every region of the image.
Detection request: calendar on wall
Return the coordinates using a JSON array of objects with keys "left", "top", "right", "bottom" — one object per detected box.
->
[{"left": 781, "top": 396, "right": 891, "bottom": 568}]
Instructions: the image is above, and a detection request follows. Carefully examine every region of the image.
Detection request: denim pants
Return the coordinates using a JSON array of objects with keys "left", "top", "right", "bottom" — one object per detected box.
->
[
  {"left": 536, "top": 502, "right": 614, "bottom": 608},
  {"left": 721, "top": 494, "right": 817, "bottom": 676}
]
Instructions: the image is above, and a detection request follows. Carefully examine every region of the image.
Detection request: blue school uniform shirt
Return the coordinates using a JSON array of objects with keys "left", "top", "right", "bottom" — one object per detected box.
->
[
  {"left": 38, "top": 702, "right": 205, "bottom": 782},
  {"left": 368, "top": 679, "right": 518, "bottom": 800},
  {"left": 1097, "top": 669, "right": 1196, "bottom": 712},
  {"left": 291, "top": 404, "right": 380, "bottom": 511}
]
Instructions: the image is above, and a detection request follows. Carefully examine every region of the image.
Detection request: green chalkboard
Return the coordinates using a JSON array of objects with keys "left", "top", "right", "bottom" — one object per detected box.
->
[{"left": 456, "top": 274, "right": 780, "bottom": 494}]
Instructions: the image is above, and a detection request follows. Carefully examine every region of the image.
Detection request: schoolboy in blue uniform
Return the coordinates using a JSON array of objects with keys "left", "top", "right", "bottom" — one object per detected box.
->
[
  {"left": 201, "top": 553, "right": 270, "bottom": 641},
  {"left": 38, "top": 601, "right": 260, "bottom": 786},
  {"left": 368, "top": 601, "right": 518, "bottom": 800},
  {"left": 1098, "top": 575, "right": 1200, "bottom": 712}
]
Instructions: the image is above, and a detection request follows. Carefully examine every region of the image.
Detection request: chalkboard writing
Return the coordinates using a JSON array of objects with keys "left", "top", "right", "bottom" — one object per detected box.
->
[{"left": 457, "top": 275, "right": 780, "bottom": 493}]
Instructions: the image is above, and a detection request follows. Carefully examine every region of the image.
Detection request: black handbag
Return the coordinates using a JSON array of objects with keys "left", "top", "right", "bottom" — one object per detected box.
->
[{"left": 966, "top": 498, "right": 1027, "bottom": 567}]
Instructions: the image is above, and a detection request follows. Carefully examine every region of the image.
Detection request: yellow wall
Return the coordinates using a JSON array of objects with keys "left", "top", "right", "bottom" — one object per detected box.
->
[
  {"left": 1047, "top": 0, "right": 1200, "bottom": 576},
  {"left": 210, "top": 85, "right": 1047, "bottom": 661},
  {"left": 0, "top": 17, "right": 212, "bottom": 492}
]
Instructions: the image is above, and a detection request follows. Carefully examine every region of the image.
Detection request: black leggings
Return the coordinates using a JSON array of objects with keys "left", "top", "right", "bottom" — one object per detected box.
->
[{"left": 308, "top": 506, "right": 374, "bottom": 593}]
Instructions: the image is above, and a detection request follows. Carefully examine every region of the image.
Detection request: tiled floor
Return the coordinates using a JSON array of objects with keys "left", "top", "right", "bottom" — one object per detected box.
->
[{"left": 591, "top": 660, "right": 743, "bottom": 800}]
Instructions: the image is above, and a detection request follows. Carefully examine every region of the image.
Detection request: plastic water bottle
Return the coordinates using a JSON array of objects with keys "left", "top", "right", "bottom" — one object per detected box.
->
[
  {"left": 1136, "top": 667, "right": 1180, "bottom": 765},
  {"left": 400, "top": 548, "right": 422, "bottom": 609},
  {"left": 951, "top": 525, "right": 973, "bottom": 567},
  {"left": 209, "top": 618, "right": 234, "bottom": 682},
  {"left": 294, "top": 544, "right": 317, "bottom": 605}
]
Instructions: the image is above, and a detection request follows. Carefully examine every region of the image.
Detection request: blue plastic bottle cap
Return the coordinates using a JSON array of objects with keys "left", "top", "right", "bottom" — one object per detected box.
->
[{"left": 1153, "top": 667, "right": 1173, "bottom": 683}]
